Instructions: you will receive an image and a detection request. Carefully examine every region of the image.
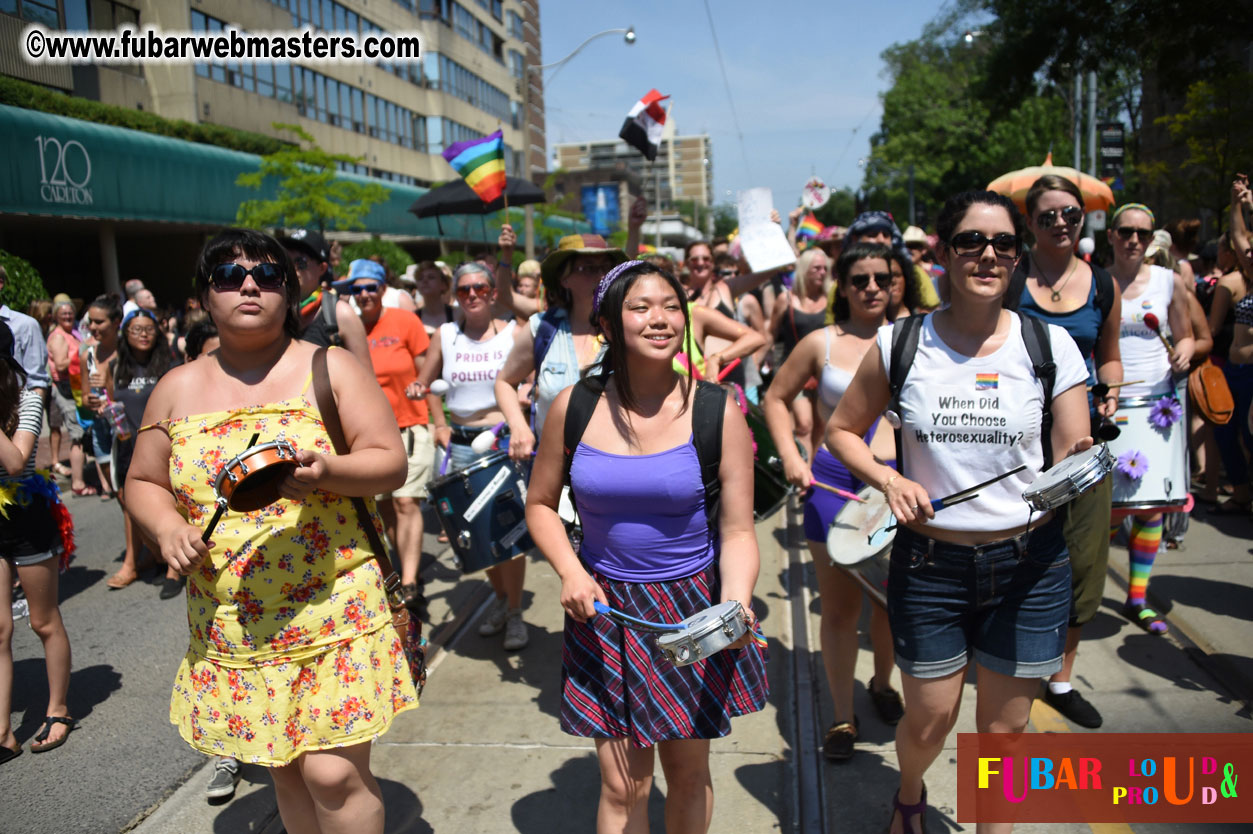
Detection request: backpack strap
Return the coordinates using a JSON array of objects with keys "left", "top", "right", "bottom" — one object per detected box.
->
[
  {"left": 1092, "top": 263, "right": 1115, "bottom": 324},
  {"left": 1017, "top": 312, "right": 1057, "bottom": 469},
  {"left": 533, "top": 309, "right": 563, "bottom": 372},
  {"left": 692, "top": 380, "right": 726, "bottom": 533},
  {"left": 1003, "top": 251, "right": 1030, "bottom": 312},
  {"left": 887, "top": 315, "right": 925, "bottom": 476},
  {"left": 320, "top": 290, "right": 341, "bottom": 347}
]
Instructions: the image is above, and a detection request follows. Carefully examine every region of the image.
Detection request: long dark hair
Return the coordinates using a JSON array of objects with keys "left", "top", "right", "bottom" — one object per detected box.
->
[
  {"left": 195, "top": 228, "right": 301, "bottom": 338},
  {"left": 0, "top": 320, "right": 28, "bottom": 436},
  {"left": 935, "top": 190, "right": 1025, "bottom": 309},
  {"left": 832, "top": 243, "right": 893, "bottom": 323},
  {"left": 114, "top": 309, "right": 173, "bottom": 388},
  {"left": 591, "top": 261, "right": 693, "bottom": 416}
]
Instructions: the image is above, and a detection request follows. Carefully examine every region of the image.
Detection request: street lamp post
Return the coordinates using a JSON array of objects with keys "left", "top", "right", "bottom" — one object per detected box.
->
[{"left": 520, "top": 27, "right": 635, "bottom": 257}]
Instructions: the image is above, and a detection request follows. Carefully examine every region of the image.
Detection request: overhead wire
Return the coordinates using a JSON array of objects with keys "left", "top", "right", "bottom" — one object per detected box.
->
[{"left": 701, "top": 0, "right": 753, "bottom": 181}]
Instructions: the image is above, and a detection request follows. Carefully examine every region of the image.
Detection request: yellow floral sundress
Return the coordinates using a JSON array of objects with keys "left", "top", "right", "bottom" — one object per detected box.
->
[{"left": 158, "top": 391, "right": 417, "bottom": 766}]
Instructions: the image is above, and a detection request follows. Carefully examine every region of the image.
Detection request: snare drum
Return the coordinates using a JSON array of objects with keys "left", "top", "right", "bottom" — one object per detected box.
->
[
  {"left": 825, "top": 486, "right": 894, "bottom": 609},
  {"left": 1021, "top": 444, "right": 1114, "bottom": 512},
  {"left": 429, "top": 451, "right": 533, "bottom": 573},
  {"left": 1103, "top": 390, "right": 1189, "bottom": 511},
  {"left": 744, "top": 403, "right": 802, "bottom": 520},
  {"left": 212, "top": 434, "right": 299, "bottom": 512},
  {"left": 655, "top": 601, "right": 749, "bottom": 666}
]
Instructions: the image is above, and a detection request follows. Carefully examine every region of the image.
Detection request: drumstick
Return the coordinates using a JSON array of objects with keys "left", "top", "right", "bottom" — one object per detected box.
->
[
  {"left": 1086, "top": 380, "right": 1144, "bottom": 391},
  {"left": 811, "top": 480, "right": 865, "bottom": 502},
  {"left": 938, "top": 464, "right": 1027, "bottom": 503},
  {"left": 715, "top": 357, "right": 742, "bottom": 382},
  {"left": 1142, "top": 313, "right": 1174, "bottom": 354},
  {"left": 676, "top": 352, "right": 704, "bottom": 380},
  {"left": 593, "top": 601, "right": 684, "bottom": 632},
  {"left": 201, "top": 432, "right": 260, "bottom": 544}
]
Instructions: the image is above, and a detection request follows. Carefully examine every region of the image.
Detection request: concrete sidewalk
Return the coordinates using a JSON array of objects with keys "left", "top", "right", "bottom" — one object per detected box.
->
[{"left": 130, "top": 512, "right": 796, "bottom": 833}]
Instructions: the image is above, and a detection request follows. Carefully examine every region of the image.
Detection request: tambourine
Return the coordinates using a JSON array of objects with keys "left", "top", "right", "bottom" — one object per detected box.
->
[
  {"left": 1021, "top": 444, "right": 1113, "bottom": 512},
  {"left": 655, "top": 601, "right": 751, "bottom": 667},
  {"left": 202, "top": 432, "right": 300, "bottom": 543}
]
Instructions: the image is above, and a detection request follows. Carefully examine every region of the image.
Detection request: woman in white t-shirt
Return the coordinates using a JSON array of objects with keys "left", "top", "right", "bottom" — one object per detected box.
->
[
  {"left": 409, "top": 262, "right": 528, "bottom": 650},
  {"left": 1106, "top": 203, "right": 1195, "bottom": 636},
  {"left": 828, "top": 191, "right": 1092, "bottom": 834}
]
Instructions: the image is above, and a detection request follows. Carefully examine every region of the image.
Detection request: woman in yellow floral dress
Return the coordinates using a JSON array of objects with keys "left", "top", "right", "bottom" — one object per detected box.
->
[{"left": 126, "top": 229, "right": 413, "bottom": 834}]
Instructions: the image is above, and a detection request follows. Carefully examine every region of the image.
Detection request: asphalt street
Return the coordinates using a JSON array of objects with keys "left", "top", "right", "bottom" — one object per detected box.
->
[{"left": 2, "top": 470, "right": 1251, "bottom": 833}]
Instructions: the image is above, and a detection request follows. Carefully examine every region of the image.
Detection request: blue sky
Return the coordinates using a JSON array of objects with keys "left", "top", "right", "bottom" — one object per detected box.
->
[{"left": 538, "top": 0, "right": 945, "bottom": 211}]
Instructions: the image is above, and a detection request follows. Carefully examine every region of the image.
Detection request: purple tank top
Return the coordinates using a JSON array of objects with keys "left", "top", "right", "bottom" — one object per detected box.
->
[{"left": 569, "top": 438, "right": 715, "bottom": 582}]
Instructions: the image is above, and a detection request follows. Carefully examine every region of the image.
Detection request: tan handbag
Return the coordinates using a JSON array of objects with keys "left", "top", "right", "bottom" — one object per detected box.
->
[
  {"left": 311, "top": 348, "right": 426, "bottom": 695},
  {"left": 1188, "top": 359, "right": 1234, "bottom": 425}
]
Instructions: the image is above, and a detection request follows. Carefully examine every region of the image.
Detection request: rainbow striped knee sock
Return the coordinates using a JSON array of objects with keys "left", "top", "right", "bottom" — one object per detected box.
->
[{"left": 1126, "top": 515, "right": 1163, "bottom": 607}]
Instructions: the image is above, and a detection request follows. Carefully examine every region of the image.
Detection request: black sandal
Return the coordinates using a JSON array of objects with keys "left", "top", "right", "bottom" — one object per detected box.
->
[
  {"left": 29, "top": 716, "right": 74, "bottom": 753},
  {"left": 0, "top": 742, "right": 21, "bottom": 766},
  {"left": 887, "top": 783, "right": 927, "bottom": 834}
]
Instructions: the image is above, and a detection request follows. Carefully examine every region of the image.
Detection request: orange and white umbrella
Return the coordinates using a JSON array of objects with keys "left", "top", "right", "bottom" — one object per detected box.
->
[{"left": 987, "top": 153, "right": 1115, "bottom": 213}]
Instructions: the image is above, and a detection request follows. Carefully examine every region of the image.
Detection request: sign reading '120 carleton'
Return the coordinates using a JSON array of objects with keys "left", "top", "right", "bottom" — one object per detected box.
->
[{"left": 35, "top": 135, "right": 94, "bottom": 205}]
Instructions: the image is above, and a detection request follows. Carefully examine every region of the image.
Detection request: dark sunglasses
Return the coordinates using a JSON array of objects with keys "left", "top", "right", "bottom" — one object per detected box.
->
[
  {"left": 456, "top": 283, "right": 492, "bottom": 298},
  {"left": 949, "top": 231, "right": 1022, "bottom": 259},
  {"left": 717, "top": 269, "right": 738, "bottom": 278},
  {"left": 348, "top": 281, "right": 383, "bottom": 295},
  {"left": 848, "top": 272, "right": 892, "bottom": 291},
  {"left": 209, "top": 262, "right": 286, "bottom": 291},
  {"left": 1035, "top": 206, "right": 1084, "bottom": 229},
  {"left": 1114, "top": 227, "right": 1153, "bottom": 244}
]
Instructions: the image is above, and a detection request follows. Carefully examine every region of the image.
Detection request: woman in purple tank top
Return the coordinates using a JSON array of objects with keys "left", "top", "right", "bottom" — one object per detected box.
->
[{"left": 526, "top": 261, "right": 768, "bottom": 833}]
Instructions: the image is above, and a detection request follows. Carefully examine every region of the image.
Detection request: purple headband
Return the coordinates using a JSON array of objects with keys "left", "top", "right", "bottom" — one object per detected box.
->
[{"left": 592, "top": 260, "right": 647, "bottom": 318}]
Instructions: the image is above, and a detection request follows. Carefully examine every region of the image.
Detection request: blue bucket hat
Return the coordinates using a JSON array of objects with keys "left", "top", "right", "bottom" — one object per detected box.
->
[{"left": 333, "top": 259, "right": 387, "bottom": 293}]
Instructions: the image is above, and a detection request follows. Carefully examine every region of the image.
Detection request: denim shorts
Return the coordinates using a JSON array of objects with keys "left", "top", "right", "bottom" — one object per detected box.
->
[
  {"left": 887, "top": 517, "right": 1070, "bottom": 680},
  {"left": 89, "top": 416, "right": 113, "bottom": 461}
]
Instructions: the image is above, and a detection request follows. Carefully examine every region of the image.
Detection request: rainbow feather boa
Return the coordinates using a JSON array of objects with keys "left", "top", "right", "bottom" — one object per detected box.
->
[{"left": 0, "top": 470, "right": 76, "bottom": 572}]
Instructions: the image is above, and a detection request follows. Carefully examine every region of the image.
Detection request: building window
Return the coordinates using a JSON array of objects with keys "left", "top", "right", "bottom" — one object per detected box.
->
[
  {"left": 506, "top": 9, "right": 523, "bottom": 39},
  {"left": 2, "top": 0, "right": 60, "bottom": 27}
]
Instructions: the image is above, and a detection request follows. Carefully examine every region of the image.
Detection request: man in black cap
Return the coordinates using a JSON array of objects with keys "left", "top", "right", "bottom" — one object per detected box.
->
[{"left": 277, "top": 229, "right": 369, "bottom": 366}]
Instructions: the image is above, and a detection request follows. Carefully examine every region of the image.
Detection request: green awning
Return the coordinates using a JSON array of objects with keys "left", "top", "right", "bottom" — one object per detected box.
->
[{"left": 0, "top": 104, "right": 587, "bottom": 241}]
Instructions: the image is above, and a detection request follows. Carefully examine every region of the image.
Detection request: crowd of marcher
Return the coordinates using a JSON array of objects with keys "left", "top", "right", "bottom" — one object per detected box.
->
[{"left": 1, "top": 170, "right": 1251, "bottom": 834}]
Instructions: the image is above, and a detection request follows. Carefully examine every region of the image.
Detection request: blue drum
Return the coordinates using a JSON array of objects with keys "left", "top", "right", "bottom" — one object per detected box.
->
[{"left": 429, "top": 450, "right": 533, "bottom": 573}]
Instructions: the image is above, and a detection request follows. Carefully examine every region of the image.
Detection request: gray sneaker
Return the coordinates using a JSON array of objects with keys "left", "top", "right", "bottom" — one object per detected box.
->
[
  {"left": 502, "top": 608, "right": 529, "bottom": 651},
  {"left": 205, "top": 757, "right": 240, "bottom": 800},
  {"left": 477, "top": 596, "right": 508, "bottom": 637}
]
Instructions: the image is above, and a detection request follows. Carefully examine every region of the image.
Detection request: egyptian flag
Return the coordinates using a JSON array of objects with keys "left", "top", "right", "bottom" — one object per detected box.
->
[
  {"left": 442, "top": 130, "right": 506, "bottom": 203},
  {"left": 619, "top": 89, "right": 669, "bottom": 161}
]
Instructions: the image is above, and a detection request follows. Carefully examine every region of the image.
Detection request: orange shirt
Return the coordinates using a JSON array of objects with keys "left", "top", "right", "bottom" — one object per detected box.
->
[{"left": 364, "top": 308, "right": 430, "bottom": 428}]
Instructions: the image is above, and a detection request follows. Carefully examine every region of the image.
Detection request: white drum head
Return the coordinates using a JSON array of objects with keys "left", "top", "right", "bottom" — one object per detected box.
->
[{"left": 827, "top": 486, "right": 893, "bottom": 567}]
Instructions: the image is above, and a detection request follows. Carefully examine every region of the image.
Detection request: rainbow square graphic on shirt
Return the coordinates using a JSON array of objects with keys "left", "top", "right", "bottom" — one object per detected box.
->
[
  {"left": 975, "top": 373, "right": 999, "bottom": 391},
  {"left": 1116, "top": 415, "right": 1129, "bottom": 425}
]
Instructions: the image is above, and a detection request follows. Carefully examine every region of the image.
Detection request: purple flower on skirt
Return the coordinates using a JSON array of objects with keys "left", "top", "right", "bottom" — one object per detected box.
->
[
  {"left": 1116, "top": 449, "right": 1149, "bottom": 480},
  {"left": 1149, "top": 396, "right": 1183, "bottom": 429}
]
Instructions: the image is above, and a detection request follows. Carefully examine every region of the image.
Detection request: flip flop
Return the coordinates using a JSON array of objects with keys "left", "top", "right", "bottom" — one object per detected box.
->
[
  {"left": 106, "top": 570, "right": 139, "bottom": 590},
  {"left": 70, "top": 485, "right": 98, "bottom": 497},
  {"left": 0, "top": 743, "right": 21, "bottom": 766},
  {"left": 29, "top": 716, "right": 74, "bottom": 753},
  {"left": 51, "top": 463, "right": 72, "bottom": 478}
]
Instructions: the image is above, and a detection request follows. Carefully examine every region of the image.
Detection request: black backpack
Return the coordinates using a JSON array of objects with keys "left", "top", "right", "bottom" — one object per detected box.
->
[
  {"left": 887, "top": 312, "right": 1057, "bottom": 473},
  {"left": 561, "top": 374, "right": 726, "bottom": 534}
]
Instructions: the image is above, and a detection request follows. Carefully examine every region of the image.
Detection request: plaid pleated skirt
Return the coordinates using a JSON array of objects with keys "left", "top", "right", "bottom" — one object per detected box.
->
[{"left": 560, "top": 562, "right": 768, "bottom": 748}]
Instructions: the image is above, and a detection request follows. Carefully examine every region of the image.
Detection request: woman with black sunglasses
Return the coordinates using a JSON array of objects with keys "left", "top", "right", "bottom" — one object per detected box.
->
[
  {"left": 124, "top": 229, "right": 413, "bottom": 834},
  {"left": 762, "top": 243, "right": 903, "bottom": 762},
  {"left": 408, "top": 263, "right": 531, "bottom": 651},
  {"left": 1008, "top": 175, "right": 1124, "bottom": 729},
  {"left": 1106, "top": 202, "right": 1195, "bottom": 636},
  {"left": 344, "top": 258, "right": 435, "bottom": 611},
  {"left": 828, "top": 192, "right": 1092, "bottom": 834}
]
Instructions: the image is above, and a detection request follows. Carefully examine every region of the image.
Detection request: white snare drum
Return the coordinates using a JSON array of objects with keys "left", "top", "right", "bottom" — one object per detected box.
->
[
  {"left": 1021, "top": 444, "right": 1114, "bottom": 512},
  {"left": 1104, "top": 390, "right": 1189, "bottom": 510},
  {"left": 655, "top": 601, "right": 749, "bottom": 667},
  {"left": 825, "top": 486, "right": 893, "bottom": 609}
]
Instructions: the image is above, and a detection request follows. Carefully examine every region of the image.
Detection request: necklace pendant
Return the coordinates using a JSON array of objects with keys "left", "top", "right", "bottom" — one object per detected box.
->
[{"left": 1050, "top": 290, "right": 1062, "bottom": 302}]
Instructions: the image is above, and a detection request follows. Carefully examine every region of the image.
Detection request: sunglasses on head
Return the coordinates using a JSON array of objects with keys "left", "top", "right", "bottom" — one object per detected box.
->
[
  {"left": 349, "top": 281, "right": 383, "bottom": 295},
  {"left": 1114, "top": 226, "right": 1153, "bottom": 244},
  {"left": 949, "top": 231, "right": 1022, "bottom": 259},
  {"left": 1035, "top": 206, "right": 1084, "bottom": 229},
  {"left": 848, "top": 272, "right": 892, "bottom": 291},
  {"left": 209, "top": 262, "right": 286, "bottom": 292},
  {"left": 456, "top": 283, "right": 492, "bottom": 298}
]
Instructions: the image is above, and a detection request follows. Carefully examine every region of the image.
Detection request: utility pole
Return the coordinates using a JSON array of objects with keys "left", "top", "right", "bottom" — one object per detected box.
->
[
  {"left": 1087, "top": 70, "right": 1097, "bottom": 178},
  {"left": 908, "top": 163, "right": 916, "bottom": 228},
  {"left": 1073, "top": 74, "right": 1083, "bottom": 171}
]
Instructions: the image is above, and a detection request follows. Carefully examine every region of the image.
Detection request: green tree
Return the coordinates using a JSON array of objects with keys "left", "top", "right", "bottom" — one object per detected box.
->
[
  {"left": 0, "top": 250, "right": 49, "bottom": 313},
  {"left": 813, "top": 188, "right": 858, "bottom": 228},
  {"left": 711, "top": 203, "right": 737, "bottom": 238},
  {"left": 336, "top": 239, "right": 415, "bottom": 279},
  {"left": 1143, "top": 71, "right": 1253, "bottom": 220},
  {"left": 235, "top": 123, "right": 389, "bottom": 233}
]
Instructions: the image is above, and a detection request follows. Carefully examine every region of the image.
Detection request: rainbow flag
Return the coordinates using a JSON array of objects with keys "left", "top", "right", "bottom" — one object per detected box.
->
[
  {"left": 975, "top": 373, "right": 999, "bottom": 391},
  {"left": 442, "top": 130, "right": 506, "bottom": 203},
  {"left": 796, "top": 213, "right": 823, "bottom": 240}
]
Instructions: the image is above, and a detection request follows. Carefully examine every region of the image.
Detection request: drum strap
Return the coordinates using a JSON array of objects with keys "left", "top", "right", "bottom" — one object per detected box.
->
[
  {"left": 888, "top": 312, "right": 1057, "bottom": 474},
  {"left": 310, "top": 347, "right": 395, "bottom": 577},
  {"left": 562, "top": 375, "right": 725, "bottom": 536}
]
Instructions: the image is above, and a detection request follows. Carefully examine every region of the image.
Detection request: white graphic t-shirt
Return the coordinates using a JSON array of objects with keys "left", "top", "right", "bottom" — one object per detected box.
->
[
  {"left": 877, "top": 313, "right": 1087, "bottom": 532},
  {"left": 439, "top": 320, "right": 516, "bottom": 419}
]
